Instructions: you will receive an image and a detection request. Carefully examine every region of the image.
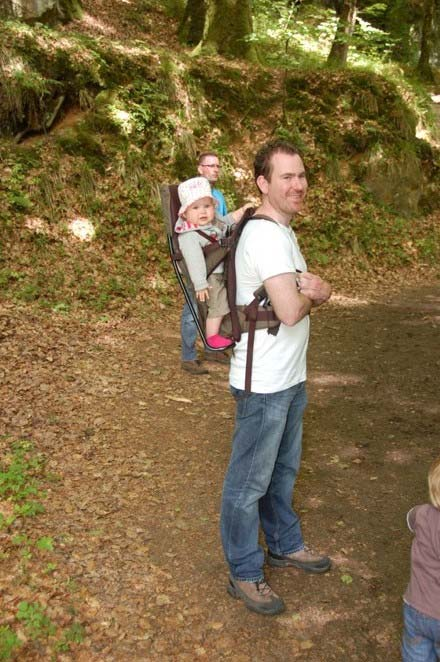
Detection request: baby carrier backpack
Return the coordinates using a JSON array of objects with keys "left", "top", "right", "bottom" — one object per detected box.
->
[{"left": 160, "top": 184, "right": 280, "bottom": 391}]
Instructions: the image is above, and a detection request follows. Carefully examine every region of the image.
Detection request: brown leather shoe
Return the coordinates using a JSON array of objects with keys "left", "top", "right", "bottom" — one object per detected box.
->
[
  {"left": 181, "top": 360, "right": 209, "bottom": 375},
  {"left": 227, "top": 578, "right": 285, "bottom": 615},
  {"left": 204, "top": 350, "right": 230, "bottom": 365},
  {"left": 267, "top": 546, "right": 331, "bottom": 574}
]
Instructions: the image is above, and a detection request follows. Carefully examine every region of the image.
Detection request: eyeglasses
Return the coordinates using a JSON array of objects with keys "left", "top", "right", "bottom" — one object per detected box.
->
[{"left": 201, "top": 163, "right": 221, "bottom": 169}]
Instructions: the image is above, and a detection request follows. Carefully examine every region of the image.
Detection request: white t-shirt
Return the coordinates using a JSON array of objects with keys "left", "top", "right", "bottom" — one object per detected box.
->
[{"left": 229, "top": 218, "right": 309, "bottom": 393}]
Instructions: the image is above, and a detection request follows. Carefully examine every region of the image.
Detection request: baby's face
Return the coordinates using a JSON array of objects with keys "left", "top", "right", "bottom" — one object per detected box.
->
[{"left": 184, "top": 197, "right": 215, "bottom": 226}]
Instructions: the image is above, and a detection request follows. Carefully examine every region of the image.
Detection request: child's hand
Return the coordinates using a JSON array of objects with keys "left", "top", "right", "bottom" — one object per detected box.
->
[
  {"left": 196, "top": 288, "right": 210, "bottom": 302},
  {"left": 231, "top": 202, "right": 255, "bottom": 224}
]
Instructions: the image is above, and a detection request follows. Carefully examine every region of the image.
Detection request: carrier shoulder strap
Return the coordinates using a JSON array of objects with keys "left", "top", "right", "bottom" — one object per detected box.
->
[
  {"left": 226, "top": 211, "right": 283, "bottom": 392},
  {"left": 226, "top": 211, "right": 279, "bottom": 341},
  {"left": 226, "top": 209, "right": 258, "bottom": 340}
]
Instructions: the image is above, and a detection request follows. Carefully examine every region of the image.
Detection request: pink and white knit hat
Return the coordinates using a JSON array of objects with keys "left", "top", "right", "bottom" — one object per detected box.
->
[{"left": 177, "top": 176, "right": 217, "bottom": 217}]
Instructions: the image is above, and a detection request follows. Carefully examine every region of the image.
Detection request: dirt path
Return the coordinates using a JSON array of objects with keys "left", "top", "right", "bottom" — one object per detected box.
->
[{"left": 1, "top": 283, "right": 439, "bottom": 660}]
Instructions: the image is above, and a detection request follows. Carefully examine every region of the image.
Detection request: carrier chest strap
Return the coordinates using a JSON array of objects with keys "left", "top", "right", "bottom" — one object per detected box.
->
[{"left": 196, "top": 229, "right": 217, "bottom": 243}]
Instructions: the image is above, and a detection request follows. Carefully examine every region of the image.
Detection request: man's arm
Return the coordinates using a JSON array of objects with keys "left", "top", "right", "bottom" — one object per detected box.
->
[
  {"left": 264, "top": 271, "right": 331, "bottom": 326},
  {"left": 297, "top": 272, "right": 332, "bottom": 307}
]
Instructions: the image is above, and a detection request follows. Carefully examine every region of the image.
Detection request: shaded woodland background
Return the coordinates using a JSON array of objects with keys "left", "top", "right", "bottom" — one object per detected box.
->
[{"left": 0, "top": 0, "right": 439, "bottom": 318}]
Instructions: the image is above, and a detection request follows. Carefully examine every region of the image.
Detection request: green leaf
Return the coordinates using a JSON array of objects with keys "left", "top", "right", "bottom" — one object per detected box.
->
[
  {"left": 36, "top": 536, "right": 54, "bottom": 551},
  {"left": 341, "top": 573, "right": 353, "bottom": 585},
  {"left": 0, "top": 625, "right": 22, "bottom": 661}
]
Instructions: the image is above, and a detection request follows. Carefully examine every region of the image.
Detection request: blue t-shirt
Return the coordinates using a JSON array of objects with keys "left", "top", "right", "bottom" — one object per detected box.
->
[{"left": 212, "top": 188, "right": 227, "bottom": 216}]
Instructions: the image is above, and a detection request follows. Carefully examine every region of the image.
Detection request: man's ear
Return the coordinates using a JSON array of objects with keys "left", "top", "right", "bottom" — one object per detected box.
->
[
  {"left": 197, "top": 165, "right": 203, "bottom": 176},
  {"left": 256, "top": 175, "right": 269, "bottom": 195}
]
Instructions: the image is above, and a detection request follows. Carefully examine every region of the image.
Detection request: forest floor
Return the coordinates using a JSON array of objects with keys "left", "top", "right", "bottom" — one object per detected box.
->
[{"left": 1, "top": 278, "right": 439, "bottom": 661}]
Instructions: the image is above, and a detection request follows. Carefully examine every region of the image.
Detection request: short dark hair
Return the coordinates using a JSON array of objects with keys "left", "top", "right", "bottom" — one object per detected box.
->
[
  {"left": 254, "top": 140, "right": 300, "bottom": 183},
  {"left": 198, "top": 151, "right": 219, "bottom": 165}
]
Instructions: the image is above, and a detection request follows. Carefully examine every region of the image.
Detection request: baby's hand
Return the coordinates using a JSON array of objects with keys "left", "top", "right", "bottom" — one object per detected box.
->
[
  {"left": 196, "top": 288, "right": 210, "bottom": 302},
  {"left": 232, "top": 202, "right": 255, "bottom": 224}
]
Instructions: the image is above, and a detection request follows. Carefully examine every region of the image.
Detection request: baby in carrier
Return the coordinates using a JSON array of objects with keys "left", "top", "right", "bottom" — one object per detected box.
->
[{"left": 176, "top": 176, "right": 234, "bottom": 350}]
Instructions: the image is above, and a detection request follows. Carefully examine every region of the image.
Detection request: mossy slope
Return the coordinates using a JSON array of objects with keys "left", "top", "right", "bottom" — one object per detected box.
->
[{"left": 0, "top": 18, "right": 439, "bottom": 314}]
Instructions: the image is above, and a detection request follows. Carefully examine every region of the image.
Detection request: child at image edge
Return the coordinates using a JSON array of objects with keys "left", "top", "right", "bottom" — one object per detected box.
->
[
  {"left": 176, "top": 176, "right": 237, "bottom": 350},
  {"left": 402, "top": 456, "right": 440, "bottom": 662}
]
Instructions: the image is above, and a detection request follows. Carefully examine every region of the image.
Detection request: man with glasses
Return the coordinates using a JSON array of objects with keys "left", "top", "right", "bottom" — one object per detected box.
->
[
  {"left": 197, "top": 152, "right": 228, "bottom": 217},
  {"left": 180, "top": 151, "right": 230, "bottom": 374}
]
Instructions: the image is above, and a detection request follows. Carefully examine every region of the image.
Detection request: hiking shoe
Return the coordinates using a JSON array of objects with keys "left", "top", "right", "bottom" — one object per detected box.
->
[
  {"left": 204, "top": 350, "right": 230, "bottom": 365},
  {"left": 267, "top": 546, "right": 331, "bottom": 574},
  {"left": 227, "top": 577, "right": 285, "bottom": 616},
  {"left": 181, "top": 360, "right": 209, "bottom": 375}
]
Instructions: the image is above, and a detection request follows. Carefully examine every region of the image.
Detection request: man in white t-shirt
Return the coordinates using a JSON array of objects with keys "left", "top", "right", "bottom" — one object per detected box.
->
[{"left": 221, "top": 140, "right": 332, "bottom": 616}]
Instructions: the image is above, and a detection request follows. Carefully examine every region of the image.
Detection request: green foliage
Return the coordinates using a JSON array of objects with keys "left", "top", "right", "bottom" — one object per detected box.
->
[
  {"left": 15, "top": 282, "right": 42, "bottom": 302},
  {"left": 0, "top": 440, "right": 46, "bottom": 528},
  {"left": 7, "top": 191, "right": 32, "bottom": 211},
  {"left": 0, "top": 270, "right": 24, "bottom": 288},
  {"left": 0, "top": 20, "right": 156, "bottom": 135},
  {"left": 385, "top": 0, "right": 420, "bottom": 64},
  {"left": 56, "top": 125, "right": 107, "bottom": 172},
  {"left": 0, "top": 2, "right": 439, "bottom": 317},
  {"left": 341, "top": 573, "right": 353, "bottom": 584},
  {"left": 296, "top": 179, "right": 424, "bottom": 268},
  {"left": 0, "top": 626, "right": 22, "bottom": 662},
  {"left": 16, "top": 601, "right": 56, "bottom": 640},
  {"left": 14, "top": 500, "right": 45, "bottom": 518},
  {"left": 52, "top": 301, "right": 71, "bottom": 314},
  {"left": 0, "top": 38, "right": 60, "bottom": 134},
  {"left": 90, "top": 78, "right": 176, "bottom": 153},
  {"left": 251, "top": 0, "right": 415, "bottom": 73},
  {"left": 252, "top": 2, "right": 334, "bottom": 66},
  {"left": 0, "top": 438, "right": 85, "bottom": 658},
  {"left": 35, "top": 536, "right": 55, "bottom": 551},
  {"left": 3, "top": 161, "right": 35, "bottom": 215},
  {"left": 351, "top": 16, "right": 396, "bottom": 63},
  {"left": 161, "top": 0, "right": 185, "bottom": 17},
  {"left": 55, "top": 623, "right": 85, "bottom": 652}
]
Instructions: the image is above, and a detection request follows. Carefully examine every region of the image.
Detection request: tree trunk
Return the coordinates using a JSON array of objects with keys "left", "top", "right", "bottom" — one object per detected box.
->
[
  {"left": 0, "top": 0, "right": 82, "bottom": 21},
  {"left": 417, "top": 0, "right": 434, "bottom": 80},
  {"left": 178, "top": 0, "right": 206, "bottom": 45},
  {"left": 199, "top": 0, "right": 257, "bottom": 61},
  {"left": 327, "top": 0, "right": 357, "bottom": 66}
]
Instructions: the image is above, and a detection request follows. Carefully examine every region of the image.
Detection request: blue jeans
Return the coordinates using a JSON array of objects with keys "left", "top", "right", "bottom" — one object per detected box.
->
[
  {"left": 220, "top": 381, "right": 307, "bottom": 582},
  {"left": 180, "top": 300, "right": 198, "bottom": 361},
  {"left": 402, "top": 603, "right": 440, "bottom": 662}
]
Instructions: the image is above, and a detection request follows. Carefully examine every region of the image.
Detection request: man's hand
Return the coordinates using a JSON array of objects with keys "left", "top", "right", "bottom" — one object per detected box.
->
[
  {"left": 297, "top": 272, "right": 332, "bottom": 306},
  {"left": 264, "top": 273, "right": 312, "bottom": 326},
  {"left": 196, "top": 287, "right": 210, "bottom": 302}
]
